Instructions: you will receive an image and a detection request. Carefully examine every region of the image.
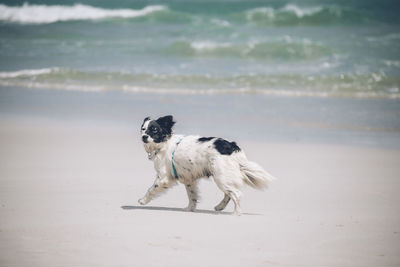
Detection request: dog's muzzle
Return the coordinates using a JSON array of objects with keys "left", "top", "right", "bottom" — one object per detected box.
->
[{"left": 142, "top": 135, "right": 149, "bottom": 143}]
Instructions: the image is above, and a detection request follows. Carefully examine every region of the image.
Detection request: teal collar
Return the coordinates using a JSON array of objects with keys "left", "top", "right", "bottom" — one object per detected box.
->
[{"left": 171, "top": 136, "right": 184, "bottom": 179}]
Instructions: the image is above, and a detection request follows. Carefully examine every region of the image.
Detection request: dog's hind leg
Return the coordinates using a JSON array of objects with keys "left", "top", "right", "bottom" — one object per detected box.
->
[
  {"left": 211, "top": 157, "right": 243, "bottom": 215},
  {"left": 214, "top": 193, "right": 231, "bottom": 211},
  {"left": 226, "top": 189, "right": 242, "bottom": 215},
  {"left": 213, "top": 177, "right": 242, "bottom": 215},
  {"left": 138, "top": 175, "right": 175, "bottom": 205},
  {"left": 184, "top": 182, "right": 198, "bottom": 212}
]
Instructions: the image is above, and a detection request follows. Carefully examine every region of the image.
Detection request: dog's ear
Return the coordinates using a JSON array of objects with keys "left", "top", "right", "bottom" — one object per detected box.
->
[
  {"left": 142, "top": 117, "right": 151, "bottom": 128},
  {"left": 143, "top": 117, "right": 151, "bottom": 124},
  {"left": 156, "top": 115, "right": 175, "bottom": 135}
]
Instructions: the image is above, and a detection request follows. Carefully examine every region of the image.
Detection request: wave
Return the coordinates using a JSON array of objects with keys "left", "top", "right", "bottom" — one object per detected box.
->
[
  {"left": 0, "top": 3, "right": 167, "bottom": 24},
  {"left": 0, "top": 67, "right": 399, "bottom": 99},
  {"left": 0, "top": 3, "right": 378, "bottom": 26},
  {"left": 165, "top": 40, "right": 333, "bottom": 60},
  {"left": 240, "top": 4, "right": 370, "bottom": 26},
  {"left": 0, "top": 68, "right": 56, "bottom": 78}
]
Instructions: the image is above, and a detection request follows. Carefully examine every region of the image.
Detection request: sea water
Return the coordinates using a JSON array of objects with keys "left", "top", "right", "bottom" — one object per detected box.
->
[{"left": 0, "top": 0, "right": 399, "bottom": 147}]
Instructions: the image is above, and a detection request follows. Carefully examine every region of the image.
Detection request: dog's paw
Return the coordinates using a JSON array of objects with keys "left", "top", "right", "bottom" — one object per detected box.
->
[
  {"left": 138, "top": 198, "right": 148, "bottom": 205},
  {"left": 214, "top": 205, "right": 224, "bottom": 211},
  {"left": 233, "top": 209, "right": 242, "bottom": 216},
  {"left": 184, "top": 206, "right": 196, "bottom": 212}
]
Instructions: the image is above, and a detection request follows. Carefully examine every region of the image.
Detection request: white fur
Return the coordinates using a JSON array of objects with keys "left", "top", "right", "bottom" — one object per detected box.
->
[{"left": 139, "top": 120, "right": 275, "bottom": 215}]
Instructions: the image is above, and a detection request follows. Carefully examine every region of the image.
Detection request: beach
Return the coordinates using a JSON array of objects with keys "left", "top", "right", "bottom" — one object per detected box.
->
[
  {"left": 1, "top": 0, "right": 400, "bottom": 266},
  {"left": 0, "top": 88, "right": 400, "bottom": 267}
]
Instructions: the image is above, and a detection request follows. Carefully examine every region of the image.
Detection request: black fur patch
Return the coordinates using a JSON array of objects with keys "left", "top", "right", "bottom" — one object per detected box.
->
[
  {"left": 145, "top": 121, "right": 166, "bottom": 143},
  {"left": 156, "top": 115, "right": 175, "bottom": 136},
  {"left": 143, "top": 115, "right": 175, "bottom": 143},
  {"left": 198, "top": 137, "right": 215, "bottom": 143},
  {"left": 213, "top": 138, "right": 241, "bottom": 155}
]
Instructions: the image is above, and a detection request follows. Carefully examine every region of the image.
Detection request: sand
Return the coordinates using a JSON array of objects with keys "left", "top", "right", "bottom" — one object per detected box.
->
[{"left": 0, "top": 117, "right": 400, "bottom": 267}]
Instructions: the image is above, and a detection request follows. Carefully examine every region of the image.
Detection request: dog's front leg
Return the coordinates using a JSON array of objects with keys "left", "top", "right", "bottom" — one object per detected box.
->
[
  {"left": 138, "top": 175, "right": 174, "bottom": 205},
  {"left": 184, "top": 182, "right": 199, "bottom": 212}
]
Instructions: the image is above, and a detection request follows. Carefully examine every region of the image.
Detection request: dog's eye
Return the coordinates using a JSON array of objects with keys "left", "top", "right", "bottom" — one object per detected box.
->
[
  {"left": 141, "top": 127, "right": 145, "bottom": 131},
  {"left": 152, "top": 128, "right": 157, "bottom": 133}
]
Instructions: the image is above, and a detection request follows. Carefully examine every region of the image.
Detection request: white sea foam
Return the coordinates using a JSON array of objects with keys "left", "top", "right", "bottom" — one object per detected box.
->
[
  {"left": 0, "top": 3, "right": 166, "bottom": 24},
  {"left": 383, "top": 60, "right": 400, "bottom": 68},
  {"left": 281, "top": 4, "right": 323, "bottom": 18},
  {"left": 190, "top": 41, "right": 232, "bottom": 51},
  {"left": 121, "top": 85, "right": 400, "bottom": 99},
  {"left": 0, "top": 68, "right": 58, "bottom": 78},
  {"left": 2, "top": 77, "right": 399, "bottom": 99},
  {"left": 210, "top": 18, "right": 231, "bottom": 28},
  {"left": 246, "top": 7, "right": 275, "bottom": 20},
  {"left": 246, "top": 4, "right": 324, "bottom": 21},
  {"left": 1, "top": 67, "right": 399, "bottom": 99}
]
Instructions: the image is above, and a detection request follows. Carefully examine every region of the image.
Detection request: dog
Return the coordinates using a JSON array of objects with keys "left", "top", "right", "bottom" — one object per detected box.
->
[{"left": 138, "top": 115, "right": 275, "bottom": 215}]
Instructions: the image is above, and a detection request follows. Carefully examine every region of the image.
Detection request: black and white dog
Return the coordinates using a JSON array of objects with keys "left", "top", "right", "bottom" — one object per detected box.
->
[{"left": 139, "top": 115, "right": 274, "bottom": 215}]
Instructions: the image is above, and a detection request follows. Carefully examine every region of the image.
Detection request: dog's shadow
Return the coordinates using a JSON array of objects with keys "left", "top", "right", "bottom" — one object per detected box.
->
[{"left": 121, "top": 205, "right": 261, "bottom": 216}]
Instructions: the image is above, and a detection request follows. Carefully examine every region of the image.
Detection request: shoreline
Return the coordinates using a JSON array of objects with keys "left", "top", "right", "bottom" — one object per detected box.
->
[{"left": 1, "top": 86, "right": 400, "bottom": 150}]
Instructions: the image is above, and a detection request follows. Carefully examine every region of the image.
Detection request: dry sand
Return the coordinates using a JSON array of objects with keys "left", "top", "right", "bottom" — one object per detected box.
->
[{"left": 0, "top": 117, "right": 399, "bottom": 267}]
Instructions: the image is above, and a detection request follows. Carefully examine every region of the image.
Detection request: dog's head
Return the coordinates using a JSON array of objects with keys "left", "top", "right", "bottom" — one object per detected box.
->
[{"left": 141, "top": 115, "right": 175, "bottom": 144}]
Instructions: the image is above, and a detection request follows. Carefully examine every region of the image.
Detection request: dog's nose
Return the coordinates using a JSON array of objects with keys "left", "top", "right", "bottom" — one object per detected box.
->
[{"left": 142, "top": 135, "right": 149, "bottom": 143}]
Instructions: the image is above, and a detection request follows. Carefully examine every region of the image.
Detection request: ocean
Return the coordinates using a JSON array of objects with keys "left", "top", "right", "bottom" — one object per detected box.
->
[
  {"left": 1, "top": 0, "right": 400, "bottom": 98},
  {"left": 0, "top": 0, "right": 399, "bottom": 147}
]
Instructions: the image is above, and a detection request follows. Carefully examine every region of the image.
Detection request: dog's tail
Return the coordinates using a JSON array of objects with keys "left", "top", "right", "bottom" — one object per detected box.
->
[{"left": 236, "top": 153, "right": 276, "bottom": 190}]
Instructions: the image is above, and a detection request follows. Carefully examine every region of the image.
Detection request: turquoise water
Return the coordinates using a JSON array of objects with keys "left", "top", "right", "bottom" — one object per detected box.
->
[{"left": 0, "top": 0, "right": 400, "bottom": 98}]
